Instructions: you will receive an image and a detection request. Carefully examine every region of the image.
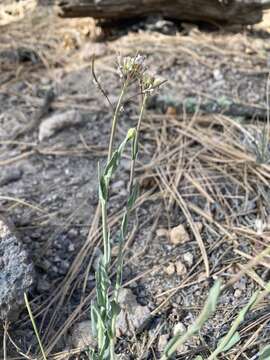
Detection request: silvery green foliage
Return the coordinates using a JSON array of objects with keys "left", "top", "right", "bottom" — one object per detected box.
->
[
  {"left": 166, "top": 285, "right": 270, "bottom": 360},
  {"left": 161, "top": 281, "right": 221, "bottom": 360},
  {"left": 207, "top": 291, "right": 259, "bottom": 360},
  {"left": 90, "top": 129, "right": 137, "bottom": 360},
  {"left": 244, "top": 124, "right": 270, "bottom": 164},
  {"left": 259, "top": 344, "right": 270, "bottom": 360}
]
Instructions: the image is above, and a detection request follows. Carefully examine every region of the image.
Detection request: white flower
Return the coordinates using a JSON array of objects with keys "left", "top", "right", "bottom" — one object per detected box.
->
[{"left": 117, "top": 54, "right": 146, "bottom": 80}]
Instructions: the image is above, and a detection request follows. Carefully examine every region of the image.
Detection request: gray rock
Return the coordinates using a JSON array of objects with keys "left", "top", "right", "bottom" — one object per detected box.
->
[
  {"left": 0, "top": 168, "right": 23, "bottom": 186},
  {"left": 70, "top": 320, "right": 96, "bottom": 349},
  {"left": 116, "top": 288, "right": 151, "bottom": 336},
  {"left": 0, "top": 215, "right": 35, "bottom": 321},
  {"left": 39, "top": 110, "right": 83, "bottom": 141},
  {"left": 70, "top": 288, "right": 151, "bottom": 348}
]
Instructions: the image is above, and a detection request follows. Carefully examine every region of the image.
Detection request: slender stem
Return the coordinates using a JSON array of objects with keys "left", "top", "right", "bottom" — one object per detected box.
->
[
  {"left": 24, "top": 293, "right": 48, "bottom": 360},
  {"left": 108, "top": 80, "right": 128, "bottom": 161},
  {"left": 102, "top": 80, "right": 128, "bottom": 265},
  {"left": 110, "top": 94, "right": 148, "bottom": 352},
  {"left": 128, "top": 93, "right": 148, "bottom": 194},
  {"left": 110, "top": 337, "right": 115, "bottom": 360},
  {"left": 101, "top": 199, "right": 109, "bottom": 266}
]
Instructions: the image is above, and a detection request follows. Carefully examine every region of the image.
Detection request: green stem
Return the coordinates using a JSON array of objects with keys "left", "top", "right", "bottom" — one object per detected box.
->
[
  {"left": 128, "top": 93, "right": 148, "bottom": 194},
  {"left": 24, "top": 293, "right": 47, "bottom": 360},
  {"left": 103, "top": 80, "right": 128, "bottom": 266},
  {"left": 101, "top": 198, "right": 110, "bottom": 267},
  {"left": 110, "top": 94, "right": 148, "bottom": 351},
  {"left": 110, "top": 337, "right": 115, "bottom": 360},
  {"left": 108, "top": 80, "right": 128, "bottom": 161}
]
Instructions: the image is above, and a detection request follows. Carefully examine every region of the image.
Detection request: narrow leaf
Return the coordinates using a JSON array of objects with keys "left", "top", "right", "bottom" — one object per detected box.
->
[
  {"left": 208, "top": 291, "right": 259, "bottom": 360},
  {"left": 161, "top": 280, "right": 221, "bottom": 360},
  {"left": 121, "top": 213, "right": 128, "bottom": 238},
  {"left": 99, "top": 175, "right": 108, "bottom": 202},
  {"left": 218, "top": 332, "right": 240, "bottom": 352},
  {"left": 127, "top": 182, "right": 139, "bottom": 209},
  {"left": 259, "top": 345, "right": 270, "bottom": 360}
]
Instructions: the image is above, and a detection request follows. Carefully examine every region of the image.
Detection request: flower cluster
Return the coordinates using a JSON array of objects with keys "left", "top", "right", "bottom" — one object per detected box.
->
[
  {"left": 117, "top": 54, "right": 146, "bottom": 81},
  {"left": 141, "top": 71, "right": 164, "bottom": 93},
  {"left": 117, "top": 54, "right": 164, "bottom": 94}
]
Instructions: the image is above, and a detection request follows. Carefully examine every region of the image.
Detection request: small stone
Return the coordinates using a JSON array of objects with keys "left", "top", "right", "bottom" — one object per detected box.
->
[
  {"left": 169, "top": 225, "right": 189, "bottom": 245},
  {"left": 255, "top": 218, "right": 265, "bottom": 235},
  {"left": 234, "top": 289, "right": 242, "bottom": 298},
  {"left": 173, "top": 322, "right": 186, "bottom": 337},
  {"left": 166, "top": 106, "right": 177, "bottom": 116},
  {"left": 176, "top": 344, "right": 188, "bottom": 354},
  {"left": 39, "top": 110, "right": 83, "bottom": 141},
  {"left": 183, "top": 252, "right": 194, "bottom": 267},
  {"left": 165, "top": 262, "right": 175, "bottom": 275},
  {"left": 156, "top": 228, "right": 169, "bottom": 237},
  {"left": 213, "top": 69, "right": 223, "bottom": 81},
  {"left": 158, "top": 334, "right": 169, "bottom": 353},
  {"left": 181, "top": 22, "right": 199, "bottom": 34},
  {"left": 70, "top": 320, "right": 96, "bottom": 349},
  {"left": 175, "top": 261, "right": 187, "bottom": 276},
  {"left": 68, "top": 242, "right": 75, "bottom": 252}
]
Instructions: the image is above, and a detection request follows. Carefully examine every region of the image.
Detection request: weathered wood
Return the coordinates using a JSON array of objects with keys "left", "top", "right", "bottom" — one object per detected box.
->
[{"left": 57, "top": 0, "right": 270, "bottom": 25}]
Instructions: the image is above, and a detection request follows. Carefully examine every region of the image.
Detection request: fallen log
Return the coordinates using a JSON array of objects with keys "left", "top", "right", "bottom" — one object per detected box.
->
[
  {"left": 148, "top": 94, "right": 268, "bottom": 120},
  {"left": 57, "top": 0, "right": 270, "bottom": 25}
]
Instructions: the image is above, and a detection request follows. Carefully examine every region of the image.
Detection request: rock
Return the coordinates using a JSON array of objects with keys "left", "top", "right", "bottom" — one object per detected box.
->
[
  {"left": 169, "top": 224, "right": 189, "bottom": 245},
  {"left": 165, "top": 262, "right": 175, "bottom": 275},
  {"left": 116, "top": 288, "right": 151, "bottom": 336},
  {"left": 175, "top": 261, "right": 187, "bottom": 276},
  {"left": 156, "top": 228, "right": 169, "bottom": 237},
  {"left": 234, "top": 289, "right": 242, "bottom": 299},
  {"left": 213, "top": 68, "right": 223, "bottom": 81},
  {"left": 172, "top": 323, "right": 188, "bottom": 354},
  {"left": 71, "top": 288, "right": 151, "bottom": 344},
  {"left": 39, "top": 110, "right": 83, "bottom": 141},
  {"left": 0, "top": 215, "right": 35, "bottom": 320},
  {"left": 70, "top": 320, "right": 96, "bottom": 349},
  {"left": 0, "top": 168, "right": 23, "bottom": 186},
  {"left": 158, "top": 333, "right": 169, "bottom": 353},
  {"left": 165, "top": 106, "right": 177, "bottom": 116},
  {"left": 183, "top": 252, "right": 194, "bottom": 268},
  {"left": 176, "top": 344, "right": 188, "bottom": 354},
  {"left": 173, "top": 322, "right": 186, "bottom": 337},
  {"left": 67, "top": 242, "right": 75, "bottom": 252}
]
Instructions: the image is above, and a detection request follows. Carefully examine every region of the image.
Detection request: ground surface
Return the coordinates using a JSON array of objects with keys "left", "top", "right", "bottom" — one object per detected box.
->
[{"left": 1, "top": 3, "right": 270, "bottom": 359}]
